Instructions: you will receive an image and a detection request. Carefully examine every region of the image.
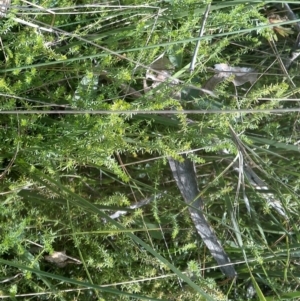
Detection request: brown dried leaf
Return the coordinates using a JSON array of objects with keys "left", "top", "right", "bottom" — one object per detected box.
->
[
  {"left": 45, "top": 251, "right": 68, "bottom": 263},
  {"left": 145, "top": 54, "right": 180, "bottom": 99},
  {"left": 44, "top": 251, "right": 81, "bottom": 268},
  {"left": 214, "top": 63, "right": 257, "bottom": 86},
  {"left": 0, "top": 0, "right": 11, "bottom": 17},
  {"left": 146, "top": 54, "right": 178, "bottom": 88},
  {"left": 150, "top": 54, "right": 174, "bottom": 72}
]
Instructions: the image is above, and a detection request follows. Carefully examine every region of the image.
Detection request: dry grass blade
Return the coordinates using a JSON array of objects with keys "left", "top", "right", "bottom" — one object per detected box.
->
[
  {"left": 229, "top": 126, "right": 288, "bottom": 219},
  {"left": 168, "top": 156, "right": 237, "bottom": 278}
]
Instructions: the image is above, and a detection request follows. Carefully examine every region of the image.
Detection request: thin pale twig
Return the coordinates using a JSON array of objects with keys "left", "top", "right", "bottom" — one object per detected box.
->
[
  {"left": 3, "top": 108, "right": 300, "bottom": 114},
  {"left": 190, "top": 3, "right": 211, "bottom": 73},
  {"left": 228, "top": 126, "right": 288, "bottom": 219}
]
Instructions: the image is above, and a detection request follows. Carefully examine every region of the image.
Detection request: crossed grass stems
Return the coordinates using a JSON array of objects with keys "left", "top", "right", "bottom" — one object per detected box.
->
[{"left": 0, "top": 1, "right": 295, "bottom": 298}]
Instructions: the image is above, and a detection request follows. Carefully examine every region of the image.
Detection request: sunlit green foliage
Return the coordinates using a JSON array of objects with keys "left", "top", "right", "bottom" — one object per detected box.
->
[{"left": 1, "top": 0, "right": 300, "bottom": 300}]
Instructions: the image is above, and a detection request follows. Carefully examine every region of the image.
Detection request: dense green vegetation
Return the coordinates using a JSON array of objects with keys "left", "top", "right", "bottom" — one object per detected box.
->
[{"left": 1, "top": 0, "right": 300, "bottom": 300}]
